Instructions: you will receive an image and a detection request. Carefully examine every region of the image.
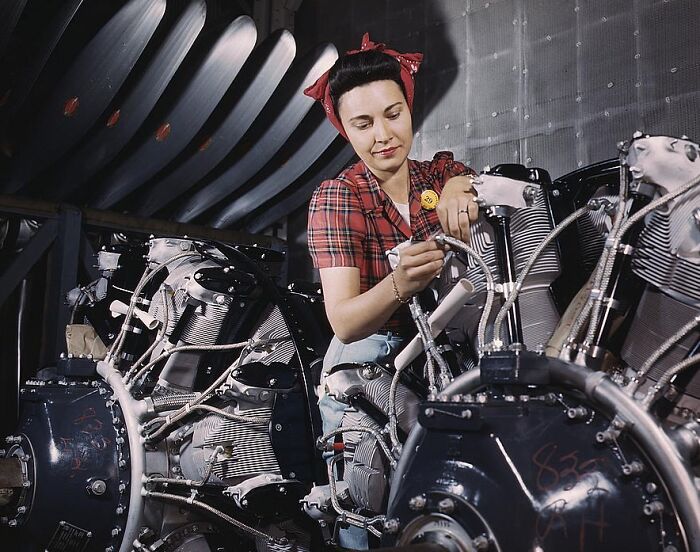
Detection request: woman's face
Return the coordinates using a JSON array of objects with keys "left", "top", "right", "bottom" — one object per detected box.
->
[{"left": 337, "top": 79, "right": 413, "bottom": 181}]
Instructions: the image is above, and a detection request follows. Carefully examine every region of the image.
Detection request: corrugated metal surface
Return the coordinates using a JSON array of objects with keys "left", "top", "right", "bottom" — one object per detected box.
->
[{"left": 0, "top": 0, "right": 347, "bottom": 238}]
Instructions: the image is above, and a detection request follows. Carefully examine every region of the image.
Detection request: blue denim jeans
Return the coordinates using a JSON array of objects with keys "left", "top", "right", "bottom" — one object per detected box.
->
[{"left": 319, "top": 332, "right": 405, "bottom": 548}]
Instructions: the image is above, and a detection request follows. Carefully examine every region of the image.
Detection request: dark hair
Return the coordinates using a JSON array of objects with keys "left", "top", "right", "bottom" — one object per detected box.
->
[{"left": 328, "top": 50, "right": 407, "bottom": 114}]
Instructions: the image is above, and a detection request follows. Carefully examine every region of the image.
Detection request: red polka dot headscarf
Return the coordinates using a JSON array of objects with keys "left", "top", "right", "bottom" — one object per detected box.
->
[{"left": 303, "top": 33, "right": 423, "bottom": 140}]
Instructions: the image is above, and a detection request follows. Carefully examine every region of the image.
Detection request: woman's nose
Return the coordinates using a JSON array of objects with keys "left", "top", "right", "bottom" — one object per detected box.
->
[{"left": 373, "top": 119, "right": 392, "bottom": 142}]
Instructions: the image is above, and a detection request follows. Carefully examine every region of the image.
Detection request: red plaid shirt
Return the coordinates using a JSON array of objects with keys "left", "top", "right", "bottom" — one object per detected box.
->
[{"left": 308, "top": 151, "right": 474, "bottom": 331}]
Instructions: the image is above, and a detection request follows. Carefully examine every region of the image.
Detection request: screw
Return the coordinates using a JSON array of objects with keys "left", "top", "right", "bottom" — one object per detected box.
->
[
  {"left": 643, "top": 501, "right": 665, "bottom": 516},
  {"left": 383, "top": 519, "right": 400, "bottom": 534},
  {"left": 645, "top": 482, "right": 658, "bottom": 494},
  {"left": 8, "top": 519, "right": 17, "bottom": 527},
  {"left": 89, "top": 479, "right": 107, "bottom": 495},
  {"left": 621, "top": 461, "right": 644, "bottom": 476},
  {"left": 275, "top": 424, "right": 283, "bottom": 431},
  {"left": 437, "top": 497, "right": 455, "bottom": 514},
  {"left": 567, "top": 406, "right": 588, "bottom": 420},
  {"left": 111, "top": 527, "right": 121, "bottom": 536},
  {"left": 472, "top": 535, "right": 490, "bottom": 551},
  {"left": 408, "top": 495, "right": 427, "bottom": 511},
  {"left": 16, "top": 507, "right": 26, "bottom": 514},
  {"left": 424, "top": 407, "right": 435, "bottom": 417}
]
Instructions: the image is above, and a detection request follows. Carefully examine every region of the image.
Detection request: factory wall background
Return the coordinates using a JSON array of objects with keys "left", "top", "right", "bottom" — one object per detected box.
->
[{"left": 286, "top": 0, "right": 700, "bottom": 282}]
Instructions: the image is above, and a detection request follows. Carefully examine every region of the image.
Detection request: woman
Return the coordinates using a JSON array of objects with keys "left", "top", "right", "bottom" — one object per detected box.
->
[
  {"left": 304, "top": 33, "right": 478, "bottom": 548},
  {"left": 305, "top": 34, "right": 478, "bottom": 379}
]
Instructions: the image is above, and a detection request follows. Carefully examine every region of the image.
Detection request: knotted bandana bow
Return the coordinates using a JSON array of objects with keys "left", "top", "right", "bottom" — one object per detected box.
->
[{"left": 304, "top": 33, "right": 423, "bottom": 139}]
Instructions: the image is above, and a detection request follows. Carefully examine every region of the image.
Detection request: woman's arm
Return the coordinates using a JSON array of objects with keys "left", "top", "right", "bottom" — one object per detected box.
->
[{"left": 320, "top": 240, "right": 445, "bottom": 343}]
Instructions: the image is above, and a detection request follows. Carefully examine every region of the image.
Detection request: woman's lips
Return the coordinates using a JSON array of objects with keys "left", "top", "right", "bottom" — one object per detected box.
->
[{"left": 375, "top": 146, "right": 399, "bottom": 157}]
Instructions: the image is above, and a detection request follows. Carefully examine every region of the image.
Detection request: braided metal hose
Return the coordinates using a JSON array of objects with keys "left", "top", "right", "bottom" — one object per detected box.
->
[
  {"left": 627, "top": 315, "right": 700, "bottom": 394},
  {"left": 493, "top": 204, "right": 596, "bottom": 346}
]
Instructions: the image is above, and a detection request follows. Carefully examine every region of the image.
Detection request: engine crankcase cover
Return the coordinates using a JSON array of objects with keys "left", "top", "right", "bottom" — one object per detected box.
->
[
  {"left": 7, "top": 381, "right": 129, "bottom": 552},
  {"left": 384, "top": 392, "right": 685, "bottom": 551}
]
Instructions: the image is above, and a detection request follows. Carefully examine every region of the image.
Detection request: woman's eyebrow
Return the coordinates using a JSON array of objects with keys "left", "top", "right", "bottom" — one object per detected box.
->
[
  {"left": 348, "top": 114, "right": 372, "bottom": 123},
  {"left": 384, "top": 102, "right": 403, "bottom": 112}
]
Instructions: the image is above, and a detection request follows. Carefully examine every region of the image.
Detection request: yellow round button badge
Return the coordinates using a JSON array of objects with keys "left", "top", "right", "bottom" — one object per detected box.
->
[{"left": 420, "top": 189, "right": 439, "bottom": 210}]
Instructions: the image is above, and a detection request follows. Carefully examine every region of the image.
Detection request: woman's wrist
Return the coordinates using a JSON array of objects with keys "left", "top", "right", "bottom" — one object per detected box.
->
[{"left": 390, "top": 271, "right": 410, "bottom": 304}]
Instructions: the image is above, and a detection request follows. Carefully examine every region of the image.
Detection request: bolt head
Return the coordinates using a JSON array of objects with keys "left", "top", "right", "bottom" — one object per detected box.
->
[
  {"left": 90, "top": 479, "right": 107, "bottom": 495},
  {"left": 383, "top": 519, "right": 400, "bottom": 534},
  {"left": 437, "top": 497, "right": 456, "bottom": 514},
  {"left": 408, "top": 495, "right": 427, "bottom": 511}
]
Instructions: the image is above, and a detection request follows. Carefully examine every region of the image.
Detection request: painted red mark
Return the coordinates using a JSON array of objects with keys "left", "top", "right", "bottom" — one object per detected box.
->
[
  {"left": 106, "top": 109, "right": 121, "bottom": 127},
  {"left": 63, "top": 97, "right": 79, "bottom": 117},
  {"left": 155, "top": 122, "right": 171, "bottom": 142}
]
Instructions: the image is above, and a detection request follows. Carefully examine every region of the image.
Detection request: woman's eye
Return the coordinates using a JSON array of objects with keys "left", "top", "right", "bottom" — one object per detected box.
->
[
  {"left": 387, "top": 112, "right": 400, "bottom": 119},
  {"left": 355, "top": 122, "right": 371, "bottom": 130}
]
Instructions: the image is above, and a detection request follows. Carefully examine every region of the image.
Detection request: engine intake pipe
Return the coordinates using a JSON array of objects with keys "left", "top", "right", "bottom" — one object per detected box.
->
[{"left": 109, "top": 299, "right": 160, "bottom": 330}]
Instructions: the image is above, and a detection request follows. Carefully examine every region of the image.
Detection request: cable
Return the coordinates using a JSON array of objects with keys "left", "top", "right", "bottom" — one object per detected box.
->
[
  {"left": 126, "top": 340, "right": 253, "bottom": 390},
  {"left": 584, "top": 168, "right": 699, "bottom": 346},
  {"left": 582, "top": 158, "right": 631, "bottom": 346},
  {"left": 628, "top": 315, "right": 700, "bottom": 394},
  {"left": 147, "top": 446, "right": 223, "bottom": 487},
  {"left": 109, "top": 251, "right": 199, "bottom": 362},
  {"left": 145, "top": 490, "right": 284, "bottom": 544},
  {"left": 318, "top": 427, "right": 396, "bottom": 469},
  {"left": 492, "top": 205, "right": 596, "bottom": 346},
  {"left": 123, "top": 287, "right": 170, "bottom": 384},
  {"left": 326, "top": 453, "right": 385, "bottom": 538},
  {"left": 641, "top": 354, "right": 700, "bottom": 410}
]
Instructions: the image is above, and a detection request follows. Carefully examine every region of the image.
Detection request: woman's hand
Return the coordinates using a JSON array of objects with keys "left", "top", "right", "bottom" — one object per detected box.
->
[
  {"left": 436, "top": 175, "right": 479, "bottom": 242},
  {"left": 392, "top": 240, "right": 446, "bottom": 300}
]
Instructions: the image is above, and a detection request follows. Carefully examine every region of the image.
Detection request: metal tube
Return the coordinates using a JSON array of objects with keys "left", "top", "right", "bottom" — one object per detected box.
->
[
  {"left": 97, "top": 360, "right": 148, "bottom": 552},
  {"left": 488, "top": 212, "right": 523, "bottom": 344}
]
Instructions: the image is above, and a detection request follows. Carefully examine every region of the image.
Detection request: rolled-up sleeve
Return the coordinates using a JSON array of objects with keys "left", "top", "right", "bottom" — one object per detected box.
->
[
  {"left": 308, "top": 180, "right": 367, "bottom": 269},
  {"left": 424, "top": 151, "right": 475, "bottom": 193}
]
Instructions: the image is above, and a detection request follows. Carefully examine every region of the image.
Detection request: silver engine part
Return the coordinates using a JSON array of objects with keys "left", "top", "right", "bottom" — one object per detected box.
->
[
  {"left": 615, "top": 136, "right": 699, "bottom": 421},
  {"left": 321, "top": 363, "right": 419, "bottom": 514},
  {"left": 446, "top": 170, "right": 561, "bottom": 351}
]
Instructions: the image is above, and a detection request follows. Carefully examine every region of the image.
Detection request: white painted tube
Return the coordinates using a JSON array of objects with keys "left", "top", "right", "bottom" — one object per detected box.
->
[
  {"left": 394, "top": 279, "right": 475, "bottom": 371},
  {"left": 109, "top": 299, "right": 160, "bottom": 331}
]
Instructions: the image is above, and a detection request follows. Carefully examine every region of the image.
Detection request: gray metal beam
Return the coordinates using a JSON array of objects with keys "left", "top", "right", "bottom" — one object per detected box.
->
[
  {"left": 0, "top": 219, "right": 57, "bottom": 308},
  {"left": 91, "top": 15, "right": 258, "bottom": 210},
  {"left": 79, "top": 232, "right": 100, "bottom": 282},
  {"left": 0, "top": 194, "right": 284, "bottom": 250},
  {"left": 42, "top": 207, "right": 81, "bottom": 365},
  {"left": 174, "top": 42, "right": 339, "bottom": 223}
]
